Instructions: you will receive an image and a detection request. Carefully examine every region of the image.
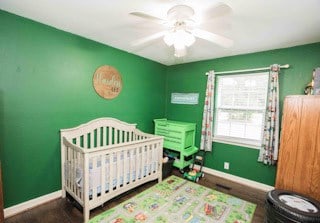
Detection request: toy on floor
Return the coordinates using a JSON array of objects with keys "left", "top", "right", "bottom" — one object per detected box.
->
[{"left": 183, "top": 151, "right": 205, "bottom": 182}]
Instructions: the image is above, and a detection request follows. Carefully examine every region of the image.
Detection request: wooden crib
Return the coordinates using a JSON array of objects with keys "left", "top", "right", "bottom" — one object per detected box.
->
[{"left": 60, "top": 118, "right": 163, "bottom": 223}]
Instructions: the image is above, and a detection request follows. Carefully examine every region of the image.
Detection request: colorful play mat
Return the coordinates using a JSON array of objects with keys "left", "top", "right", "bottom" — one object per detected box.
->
[{"left": 89, "top": 175, "right": 256, "bottom": 223}]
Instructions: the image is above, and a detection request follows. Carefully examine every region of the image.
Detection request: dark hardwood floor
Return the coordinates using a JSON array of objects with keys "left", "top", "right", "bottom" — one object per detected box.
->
[{"left": 4, "top": 170, "right": 267, "bottom": 223}]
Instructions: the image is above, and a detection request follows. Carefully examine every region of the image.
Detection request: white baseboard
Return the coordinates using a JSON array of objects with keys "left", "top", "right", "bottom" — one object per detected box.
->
[
  {"left": 4, "top": 190, "right": 62, "bottom": 218},
  {"left": 202, "top": 166, "right": 274, "bottom": 192}
]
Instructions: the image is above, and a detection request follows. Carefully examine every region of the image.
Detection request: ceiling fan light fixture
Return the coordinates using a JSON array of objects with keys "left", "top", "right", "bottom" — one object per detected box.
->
[
  {"left": 130, "top": 3, "right": 234, "bottom": 59},
  {"left": 164, "top": 29, "right": 195, "bottom": 57},
  {"left": 164, "top": 29, "right": 195, "bottom": 47}
]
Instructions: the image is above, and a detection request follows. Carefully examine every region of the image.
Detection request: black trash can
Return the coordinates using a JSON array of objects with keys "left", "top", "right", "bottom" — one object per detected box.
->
[{"left": 265, "top": 189, "right": 320, "bottom": 223}]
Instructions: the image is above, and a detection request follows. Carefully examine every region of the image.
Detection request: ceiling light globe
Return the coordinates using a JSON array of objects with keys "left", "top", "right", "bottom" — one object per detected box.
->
[
  {"left": 174, "top": 45, "right": 187, "bottom": 57},
  {"left": 175, "top": 30, "right": 195, "bottom": 47},
  {"left": 174, "top": 41, "right": 185, "bottom": 50},
  {"left": 163, "top": 32, "right": 174, "bottom": 46}
]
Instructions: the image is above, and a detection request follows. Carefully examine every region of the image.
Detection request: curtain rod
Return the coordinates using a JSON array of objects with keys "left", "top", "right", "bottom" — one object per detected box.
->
[{"left": 206, "top": 64, "right": 290, "bottom": 75}]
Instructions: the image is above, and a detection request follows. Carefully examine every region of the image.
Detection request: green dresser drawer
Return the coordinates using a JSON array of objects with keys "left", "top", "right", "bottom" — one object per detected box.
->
[{"left": 154, "top": 119, "right": 196, "bottom": 150}]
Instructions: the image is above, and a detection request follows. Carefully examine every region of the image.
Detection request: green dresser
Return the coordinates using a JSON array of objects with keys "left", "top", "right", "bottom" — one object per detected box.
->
[{"left": 154, "top": 119, "right": 198, "bottom": 170}]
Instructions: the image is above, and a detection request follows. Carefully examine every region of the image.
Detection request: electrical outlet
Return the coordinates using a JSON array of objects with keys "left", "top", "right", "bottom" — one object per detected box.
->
[{"left": 224, "top": 162, "right": 229, "bottom": 170}]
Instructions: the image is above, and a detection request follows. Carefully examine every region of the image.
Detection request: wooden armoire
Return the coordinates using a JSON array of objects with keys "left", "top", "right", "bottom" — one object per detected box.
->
[{"left": 276, "top": 95, "right": 320, "bottom": 201}]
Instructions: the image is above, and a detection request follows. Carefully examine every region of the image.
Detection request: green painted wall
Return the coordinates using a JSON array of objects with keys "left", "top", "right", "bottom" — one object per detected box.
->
[
  {"left": 1, "top": 8, "right": 319, "bottom": 210},
  {"left": 165, "top": 42, "right": 320, "bottom": 186},
  {"left": 0, "top": 10, "right": 166, "bottom": 208}
]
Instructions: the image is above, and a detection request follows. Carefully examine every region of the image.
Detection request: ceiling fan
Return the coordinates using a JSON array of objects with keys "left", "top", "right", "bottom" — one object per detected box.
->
[{"left": 130, "top": 3, "right": 234, "bottom": 58}]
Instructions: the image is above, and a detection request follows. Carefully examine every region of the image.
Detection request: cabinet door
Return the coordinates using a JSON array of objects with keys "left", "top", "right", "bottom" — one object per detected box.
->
[
  {"left": 294, "top": 97, "right": 320, "bottom": 199},
  {"left": 276, "top": 96, "right": 303, "bottom": 191},
  {"left": 276, "top": 96, "right": 320, "bottom": 200}
]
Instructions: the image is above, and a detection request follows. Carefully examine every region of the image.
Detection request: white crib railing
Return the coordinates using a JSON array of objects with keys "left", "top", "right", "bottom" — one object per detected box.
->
[{"left": 60, "top": 118, "right": 163, "bottom": 223}]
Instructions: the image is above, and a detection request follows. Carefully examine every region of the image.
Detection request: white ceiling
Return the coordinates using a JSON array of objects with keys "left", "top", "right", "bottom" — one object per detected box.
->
[{"left": 1, "top": 0, "right": 320, "bottom": 66}]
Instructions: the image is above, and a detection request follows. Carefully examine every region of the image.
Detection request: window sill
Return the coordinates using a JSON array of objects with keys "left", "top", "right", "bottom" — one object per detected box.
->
[{"left": 213, "top": 137, "right": 261, "bottom": 150}]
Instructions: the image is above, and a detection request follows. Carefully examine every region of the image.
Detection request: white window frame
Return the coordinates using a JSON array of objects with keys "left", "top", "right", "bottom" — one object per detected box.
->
[{"left": 213, "top": 72, "right": 269, "bottom": 149}]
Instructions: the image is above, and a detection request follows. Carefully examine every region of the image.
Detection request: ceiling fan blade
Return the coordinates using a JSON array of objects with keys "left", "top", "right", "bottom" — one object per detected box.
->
[
  {"left": 204, "top": 2, "right": 232, "bottom": 20},
  {"left": 131, "top": 31, "right": 167, "bottom": 47},
  {"left": 192, "top": 29, "right": 233, "bottom": 48},
  {"left": 130, "top": 12, "right": 166, "bottom": 24}
]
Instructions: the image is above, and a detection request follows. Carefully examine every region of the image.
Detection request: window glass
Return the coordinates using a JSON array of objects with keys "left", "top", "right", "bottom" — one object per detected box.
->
[{"left": 214, "top": 72, "right": 269, "bottom": 148}]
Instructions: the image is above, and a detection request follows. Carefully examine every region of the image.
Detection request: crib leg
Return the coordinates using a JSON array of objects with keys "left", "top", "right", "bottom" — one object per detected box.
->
[
  {"left": 158, "top": 171, "right": 162, "bottom": 183},
  {"left": 84, "top": 207, "right": 90, "bottom": 223},
  {"left": 61, "top": 188, "right": 66, "bottom": 198}
]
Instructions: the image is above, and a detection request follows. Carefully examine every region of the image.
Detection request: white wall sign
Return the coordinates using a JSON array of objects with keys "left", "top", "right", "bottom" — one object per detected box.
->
[{"left": 171, "top": 93, "right": 199, "bottom": 105}]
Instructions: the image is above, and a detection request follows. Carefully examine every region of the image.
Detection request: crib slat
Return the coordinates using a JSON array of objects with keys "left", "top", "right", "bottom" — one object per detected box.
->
[
  {"left": 83, "top": 134, "right": 87, "bottom": 149},
  {"left": 65, "top": 147, "right": 69, "bottom": 189},
  {"left": 138, "top": 146, "right": 142, "bottom": 179},
  {"left": 147, "top": 145, "right": 151, "bottom": 175},
  {"left": 150, "top": 145, "right": 154, "bottom": 173},
  {"left": 116, "top": 151, "right": 121, "bottom": 188},
  {"left": 146, "top": 145, "right": 150, "bottom": 175},
  {"left": 67, "top": 147, "right": 72, "bottom": 189},
  {"left": 130, "top": 132, "right": 133, "bottom": 142},
  {"left": 72, "top": 149, "right": 76, "bottom": 193},
  {"left": 100, "top": 154, "right": 105, "bottom": 196},
  {"left": 155, "top": 143, "right": 159, "bottom": 173},
  {"left": 106, "top": 154, "right": 110, "bottom": 192},
  {"left": 135, "top": 147, "right": 140, "bottom": 181},
  {"left": 90, "top": 131, "right": 94, "bottom": 149},
  {"left": 123, "top": 151, "right": 128, "bottom": 187},
  {"left": 109, "top": 153, "right": 114, "bottom": 192},
  {"left": 75, "top": 151, "right": 81, "bottom": 199},
  {"left": 151, "top": 145, "right": 154, "bottom": 173},
  {"left": 152, "top": 144, "right": 156, "bottom": 173},
  {"left": 142, "top": 146, "right": 145, "bottom": 178},
  {"left": 72, "top": 148, "right": 76, "bottom": 192},
  {"left": 69, "top": 147, "right": 72, "bottom": 189},
  {"left": 124, "top": 131, "right": 127, "bottom": 143},
  {"left": 129, "top": 149, "right": 134, "bottom": 183},
  {"left": 143, "top": 145, "right": 147, "bottom": 177},
  {"left": 91, "top": 157, "right": 97, "bottom": 201},
  {"left": 74, "top": 150, "right": 78, "bottom": 196},
  {"left": 64, "top": 147, "right": 68, "bottom": 189},
  {"left": 134, "top": 148, "right": 138, "bottom": 181}
]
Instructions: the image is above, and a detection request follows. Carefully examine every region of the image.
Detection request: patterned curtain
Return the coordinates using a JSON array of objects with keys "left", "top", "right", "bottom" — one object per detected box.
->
[
  {"left": 258, "top": 64, "right": 280, "bottom": 165},
  {"left": 200, "top": 71, "right": 215, "bottom": 152}
]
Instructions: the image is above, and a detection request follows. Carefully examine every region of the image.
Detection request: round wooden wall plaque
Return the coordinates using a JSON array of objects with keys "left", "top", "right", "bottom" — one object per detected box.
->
[{"left": 93, "top": 65, "right": 123, "bottom": 99}]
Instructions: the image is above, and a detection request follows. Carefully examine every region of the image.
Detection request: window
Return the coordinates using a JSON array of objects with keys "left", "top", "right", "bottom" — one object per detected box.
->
[{"left": 213, "top": 72, "right": 269, "bottom": 148}]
